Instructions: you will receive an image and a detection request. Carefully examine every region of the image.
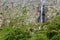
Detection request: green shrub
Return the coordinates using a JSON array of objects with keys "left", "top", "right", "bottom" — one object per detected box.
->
[
  {"left": 4, "top": 28, "right": 31, "bottom": 40},
  {"left": 50, "top": 34, "right": 60, "bottom": 40},
  {"left": 29, "top": 34, "right": 48, "bottom": 40},
  {"left": 46, "top": 30, "right": 58, "bottom": 39},
  {"left": 0, "top": 25, "right": 13, "bottom": 40}
]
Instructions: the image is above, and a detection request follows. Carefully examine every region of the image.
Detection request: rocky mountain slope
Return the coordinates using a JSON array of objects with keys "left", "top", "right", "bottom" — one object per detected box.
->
[{"left": 0, "top": 0, "right": 60, "bottom": 26}]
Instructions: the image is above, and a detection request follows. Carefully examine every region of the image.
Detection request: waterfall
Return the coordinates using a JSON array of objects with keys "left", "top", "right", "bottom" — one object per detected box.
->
[
  {"left": 38, "top": 0, "right": 45, "bottom": 23},
  {"left": 40, "top": 0, "right": 43, "bottom": 23}
]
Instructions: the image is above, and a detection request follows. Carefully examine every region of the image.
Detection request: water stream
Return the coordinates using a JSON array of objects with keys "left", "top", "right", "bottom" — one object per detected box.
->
[{"left": 40, "top": 0, "right": 44, "bottom": 23}]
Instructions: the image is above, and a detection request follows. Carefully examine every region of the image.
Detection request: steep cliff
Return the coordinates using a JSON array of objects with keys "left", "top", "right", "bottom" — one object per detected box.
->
[{"left": 0, "top": 0, "right": 60, "bottom": 26}]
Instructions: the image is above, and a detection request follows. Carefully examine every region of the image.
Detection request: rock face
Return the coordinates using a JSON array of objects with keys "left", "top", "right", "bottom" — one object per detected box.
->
[
  {"left": 0, "top": 14, "right": 4, "bottom": 27},
  {"left": 0, "top": 0, "right": 60, "bottom": 25}
]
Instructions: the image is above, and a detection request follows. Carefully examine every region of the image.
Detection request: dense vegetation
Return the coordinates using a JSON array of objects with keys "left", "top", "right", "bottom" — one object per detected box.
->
[
  {"left": 0, "top": 15, "right": 60, "bottom": 40},
  {"left": 0, "top": 0, "right": 60, "bottom": 40}
]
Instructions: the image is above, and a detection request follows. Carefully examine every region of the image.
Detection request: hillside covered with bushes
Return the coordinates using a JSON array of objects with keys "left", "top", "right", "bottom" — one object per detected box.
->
[{"left": 0, "top": 0, "right": 60, "bottom": 40}]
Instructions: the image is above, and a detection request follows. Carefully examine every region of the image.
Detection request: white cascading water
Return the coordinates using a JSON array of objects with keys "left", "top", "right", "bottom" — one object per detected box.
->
[{"left": 40, "top": 0, "right": 44, "bottom": 23}]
